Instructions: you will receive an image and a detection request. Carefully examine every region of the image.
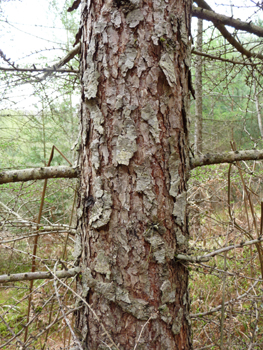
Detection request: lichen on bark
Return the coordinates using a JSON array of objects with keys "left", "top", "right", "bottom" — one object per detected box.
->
[
  {"left": 143, "top": 225, "right": 175, "bottom": 264},
  {"left": 94, "top": 250, "right": 111, "bottom": 279},
  {"left": 83, "top": 37, "right": 99, "bottom": 99},
  {"left": 118, "top": 37, "right": 137, "bottom": 76},
  {"left": 172, "top": 307, "right": 184, "bottom": 335},
  {"left": 173, "top": 191, "right": 187, "bottom": 227},
  {"left": 90, "top": 191, "right": 112, "bottom": 228},
  {"left": 115, "top": 108, "right": 137, "bottom": 166},
  {"left": 159, "top": 52, "right": 178, "bottom": 87},
  {"left": 141, "top": 102, "right": 160, "bottom": 142}
]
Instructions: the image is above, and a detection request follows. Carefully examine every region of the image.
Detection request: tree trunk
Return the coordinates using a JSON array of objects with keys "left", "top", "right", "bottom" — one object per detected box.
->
[
  {"left": 254, "top": 78, "right": 263, "bottom": 139},
  {"left": 75, "top": 1, "right": 192, "bottom": 349},
  {"left": 194, "top": 18, "right": 203, "bottom": 155}
]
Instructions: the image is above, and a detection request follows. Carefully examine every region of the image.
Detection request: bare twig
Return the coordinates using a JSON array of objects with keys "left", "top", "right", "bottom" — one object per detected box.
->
[
  {"left": 0, "top": 230, "right": 76, "bottom": 244},
  {"left": 192, "top": 49, "right": 261, "bottom": 66},
  {"left": 44, "top": 264, "right": 120, "bottom": 350},
  {"left": 133, "top": 313, "right": 156, "bottom": 350},
  {"left": 191, "top": 280, "right": 259, "bottom": 318},
  {"left": 176, "top": 236, "right": 263, "bottom": 263},
  {"left": 53, "top": 261, "right": 83, "bottom": 350},
  {"left": 39, "top": 44, "right": 80, "bottom": 81},
  {"left": 0, "top": 283, "right": 56, "bottom": 349}
]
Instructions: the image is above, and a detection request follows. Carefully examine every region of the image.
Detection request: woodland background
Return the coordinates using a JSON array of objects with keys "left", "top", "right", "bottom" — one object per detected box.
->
[{"left": 1, "top": 0, "right": 263, "bottom": 349}]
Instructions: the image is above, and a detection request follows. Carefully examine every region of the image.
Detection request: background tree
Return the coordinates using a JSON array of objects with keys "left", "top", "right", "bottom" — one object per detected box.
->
[{"left": 194, "top": 18, "right": 203, "bottom": 155}]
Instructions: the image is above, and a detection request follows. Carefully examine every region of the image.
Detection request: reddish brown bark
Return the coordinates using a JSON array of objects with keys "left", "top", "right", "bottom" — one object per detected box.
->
[{"left": 75, "top": 1, "right": 192, "bottom": 349}]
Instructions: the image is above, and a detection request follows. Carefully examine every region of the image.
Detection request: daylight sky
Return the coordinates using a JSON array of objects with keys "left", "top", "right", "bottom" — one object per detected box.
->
[
  {"left": 1, "top": 0, "right": 72, "bottom": 65},
  {"left": 0, "top": 0, "right": 262, "bottom": 110},
  {"left": 1, "top": 0, "right": 262, "bottom": 66},
  {"left": 0, "top": 0, "right": 80, "bottom": 110}
]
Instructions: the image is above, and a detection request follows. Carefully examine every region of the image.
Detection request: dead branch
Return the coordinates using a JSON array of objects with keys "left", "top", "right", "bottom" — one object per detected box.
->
[
  {"left": 67, "top": 0, "right": 81, "bottom": 12},
  {"left": 0, "top": 200, "right": 76, "bottom": 234},
  {"left": 0, "top": 66, "right": 78, "bottom": 73},
  {"left": 192, "top": 7, "right": 263, "bottom": 37},
  {"left": 0, "top": 44, "right": 80, "bottom": 82},
  {"left": 0, "top": 230, "right": 76, "bottom": 244},
  {"left": 190, "top": 149, "right": 263, "bottom": 169},
  {"left": 0, "top": 267, "right": 80, "bottom": 284},
  {"left": 39, "top": 43, "right": 80, "bottom": 80},
  {"left": 1, "top": 149, "right": 263, "bottom": 185},
  {"left": 193, "top": 0, "right": 263, "bottom": 60},
  {"left": 176, "top": 236, "right": 263, "bottom": 263},
  {"left": 0, "top": 165, "right": 78, "bottom": 184}
]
